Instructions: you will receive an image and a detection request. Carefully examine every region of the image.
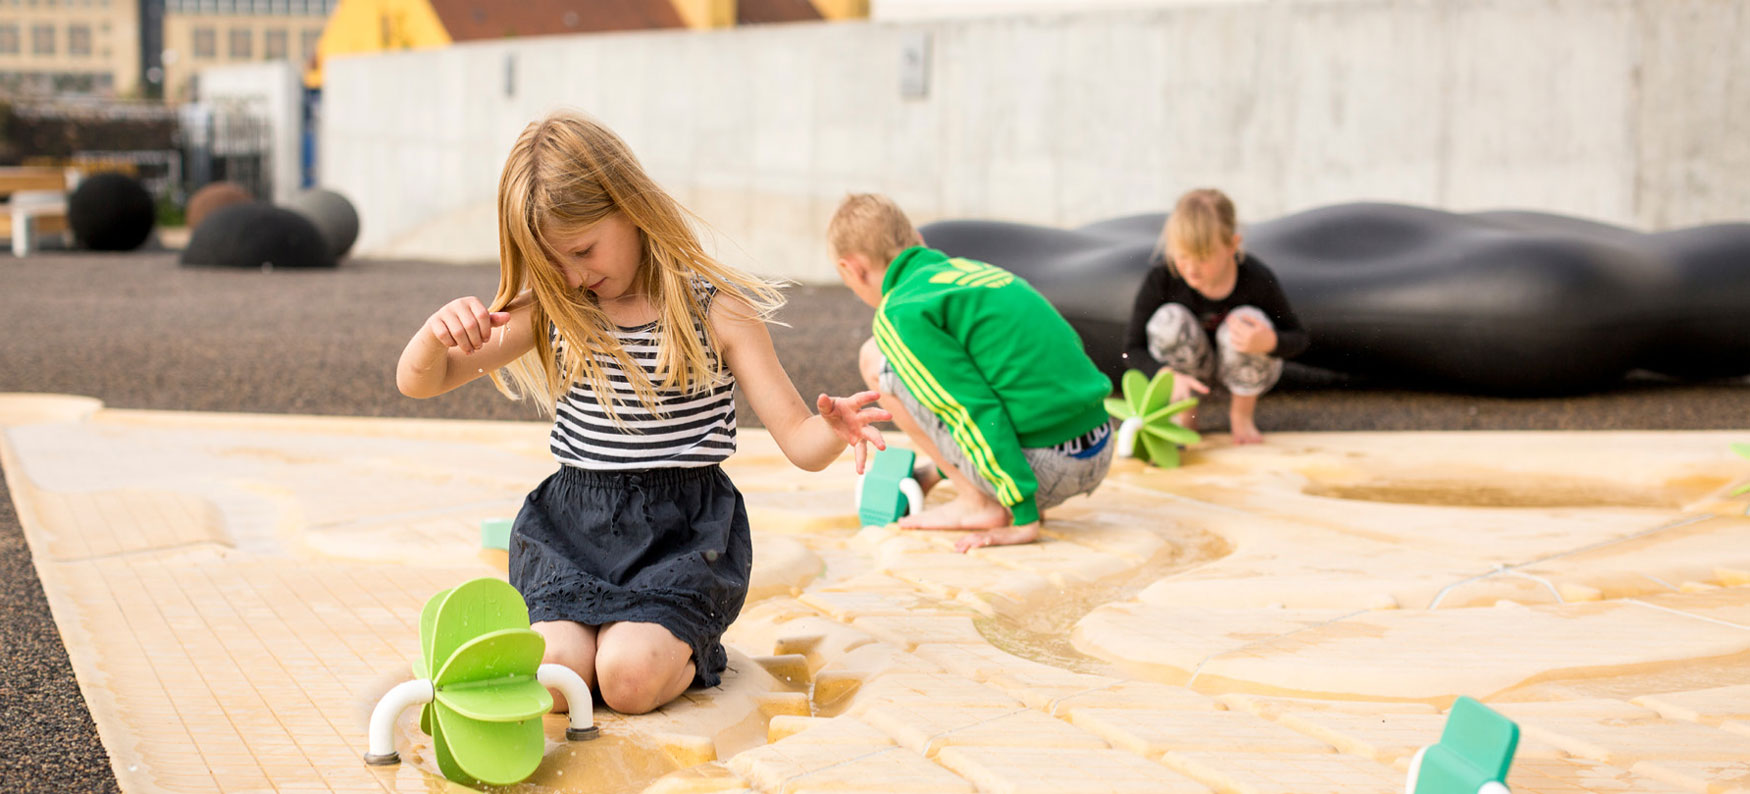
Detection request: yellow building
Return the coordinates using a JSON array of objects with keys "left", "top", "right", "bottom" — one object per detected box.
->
[
  {"left": 305, "top": 0, "right": 868, "bottom": 88},
  {"left": 162, "top": 0, "right": 335, "bottom": 101},
  {"left": 0, "top": 0, "right": 143, "bottom": 98}
]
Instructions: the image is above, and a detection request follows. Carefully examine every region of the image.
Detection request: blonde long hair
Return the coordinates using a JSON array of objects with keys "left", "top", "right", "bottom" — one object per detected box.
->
[{"left": 488, "top": 111, "right": 784, "bottom": 420}]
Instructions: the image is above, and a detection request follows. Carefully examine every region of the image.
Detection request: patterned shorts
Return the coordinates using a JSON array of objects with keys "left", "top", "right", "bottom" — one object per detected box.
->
[{"left": 1144, "top": 303, "right": 1284, "bottom": 397}]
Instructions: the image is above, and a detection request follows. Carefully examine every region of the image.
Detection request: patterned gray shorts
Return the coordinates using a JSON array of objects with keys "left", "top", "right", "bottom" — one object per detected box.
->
[
  {"left": 874, "top": 357, "right": 1113, "bottom": 516},
  {"left": 1145, "top": 303, "right": 1283, "bottom": 397}
]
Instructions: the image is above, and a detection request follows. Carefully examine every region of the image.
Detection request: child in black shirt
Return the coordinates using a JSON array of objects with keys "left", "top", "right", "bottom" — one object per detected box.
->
[{"left": 1122, "top": 189, "right": 1307, "bottom": 444}]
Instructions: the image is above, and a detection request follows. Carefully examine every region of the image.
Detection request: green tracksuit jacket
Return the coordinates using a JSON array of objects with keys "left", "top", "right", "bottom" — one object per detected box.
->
[{"left": 874, "top": 246, "right": 1110, "bottom": 525}]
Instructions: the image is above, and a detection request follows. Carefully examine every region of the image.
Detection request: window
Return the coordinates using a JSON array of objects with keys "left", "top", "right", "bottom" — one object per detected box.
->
[
  {"left": 0, "top": 25, "right": 17, "bottom": 55},
  {"left": 193, "top": 27, "right": 215, "bottom": 58},
  {"left": 228, "top": 27, "right": 251, "bottom": 58},
  {"left": 31, "top": 24, "right": 53, "bottom": 55},
  {"left": 264, "top": 28, "right": 286, "bottom": 59},
  {"left": 68, "top": 24, "right": 91, "bottom": 56},
  {"left": 300, "top": 28, "right": 319, "bottom": 61}
]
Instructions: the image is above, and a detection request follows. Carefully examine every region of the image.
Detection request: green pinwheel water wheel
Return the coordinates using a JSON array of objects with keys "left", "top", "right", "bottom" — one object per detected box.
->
[
  {"left": 364, "top": 577, "right": 597, "bottom": 787},
  {"left": 1105, "top": 369, "right": 1201, "bottom": 468}
]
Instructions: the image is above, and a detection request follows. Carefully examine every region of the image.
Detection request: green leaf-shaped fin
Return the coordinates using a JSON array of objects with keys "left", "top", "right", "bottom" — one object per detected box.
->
[
  {"left": 437, "top": 627, "right": 545, "bottom": 686},
  {"left": 1144, "top": 421, "right": 1201, "bottom": 447},
  {"left": 1140, "top": 431, "right": 1180, "bottom": 469},
  {"left": 1120, "top": 370, "right": 1149, "bottom": 414},
  {"left": 426, "top": 578, "right": 531, "bottom": 675},
  {"left": 1104, "top": 396, "right": 1134, "bottom": 421},
  {"left": 431, "top": 701, "right": 543, "bottom": 787},
  {"left": 1140, "top": 369, "right": 1175, "bottom": 415},
  {"left": 1144, "top": 397, "right": 1198, "bottom": 425},
  {"left": 418, "top": 586, "right": 451, "bottom": 681},
  {"left": 437, "top": 677, "right": 553, "bottom": 723},
  {"left": 1732, "top": 442, "right": 1750, "bottom": 460}
]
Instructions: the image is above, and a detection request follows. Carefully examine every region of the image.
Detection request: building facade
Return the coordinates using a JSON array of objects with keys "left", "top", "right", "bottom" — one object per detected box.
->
[
  {"left": 0, "top": 0, "right": 143, "bottom": 97},
  {"left": 161, "top": 0, "right": 333, "bottom": 101}
]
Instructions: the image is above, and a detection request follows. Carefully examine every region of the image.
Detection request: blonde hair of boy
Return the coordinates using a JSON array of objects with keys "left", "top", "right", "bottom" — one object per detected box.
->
[
  {"left": 489, "top": 111, "right": 785, "bottom": 420},
  {"left": 827, "top": 193, "right": 922, "bottom": 267},
  {"left": 1159, "top": 188, "right": 1241, "bottom": 277}
]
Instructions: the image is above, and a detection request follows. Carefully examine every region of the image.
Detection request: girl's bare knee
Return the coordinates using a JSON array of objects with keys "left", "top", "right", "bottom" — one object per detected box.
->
[
  {"left": 596, "top": 649, "right": 675, "bottom": 714},
  {"left": 531, "top": 621, "right": 597, "bottom": 711}
]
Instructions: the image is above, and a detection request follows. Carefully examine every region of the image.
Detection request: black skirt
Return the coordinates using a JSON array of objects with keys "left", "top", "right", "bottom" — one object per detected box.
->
[{"left": 507, "top": 464, "right": 752, "bottom": 689}]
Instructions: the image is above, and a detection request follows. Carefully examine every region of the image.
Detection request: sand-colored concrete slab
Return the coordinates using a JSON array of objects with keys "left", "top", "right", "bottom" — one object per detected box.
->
[{"left": 7, "top": 393, "right": 1750, "bottom": 793}]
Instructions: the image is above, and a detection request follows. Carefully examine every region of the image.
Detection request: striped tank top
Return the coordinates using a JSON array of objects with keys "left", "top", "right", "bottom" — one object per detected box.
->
[{"left": 549, "top": 283, "right": 736, "bottom": 470}]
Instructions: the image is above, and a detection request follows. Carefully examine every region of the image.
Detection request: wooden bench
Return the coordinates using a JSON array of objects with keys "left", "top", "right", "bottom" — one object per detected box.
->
[{"left": 1, "top": 167, "right": 74, "bottom": 256}]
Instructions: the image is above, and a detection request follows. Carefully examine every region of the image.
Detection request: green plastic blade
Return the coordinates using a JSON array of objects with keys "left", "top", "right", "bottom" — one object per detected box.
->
[
  {"left": 1731, "top": 483, "right": 1750, "bottom": 496},
  {"left": 1732, "top": 442, "right": 1750, "bottom": 460},
  {"left": 431, "top": 701, "right": 544, "bottom": 787},
  {"left": 1440, "top": 696, "right": 1519, "bottom": 782},
  {"left": 435, "top": 627, "right": 545, "bottom": 687},
  {"left": 418, "top": 586, "right": 451, "bottom": 681},
  {"left": 1140, "top": 369, "right": 1174, "bottom": 415},
  {"left": 1144, "top": 398, "right": 1198, "bottom": 424},
  {"left": 1103, "top": 396, "right": 1135, "bottom": 421},
  {"left": 427, "top": 578, "right": 531, "bottom": 674},
  {"left": 436, "top": 676, "right": 553, "bottom": 722},
  {"left": 1144, "top": 422, "right": 1202, "bottom": 447},
  {"left": 1139, "top": 431, "right": 1180, "bottom": 468},
  {"left": 1120, "top": 370, "right": 1149, "bottom": 413},
  {"left": 420, "top": 701, "right": 432, "bottom": 737}
]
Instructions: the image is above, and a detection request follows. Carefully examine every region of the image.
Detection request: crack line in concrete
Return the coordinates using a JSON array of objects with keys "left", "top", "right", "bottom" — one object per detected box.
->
[{"left": 1427, "top": 513, "right": 1715, "bottom": 609}]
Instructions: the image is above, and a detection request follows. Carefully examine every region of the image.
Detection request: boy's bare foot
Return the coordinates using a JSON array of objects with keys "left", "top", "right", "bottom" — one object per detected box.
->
[
  {"left": 899, "top": 494, "right": 1009, "bottom": 531},
  {"left": 1230, "top": 415, "right": 1264, "bottom": 444},
  {"left": 912, "top": 462, "right": 943, "bottom": 496},
  {"left": 955, "top": 521, "right": 1040, "bottom": 553}
]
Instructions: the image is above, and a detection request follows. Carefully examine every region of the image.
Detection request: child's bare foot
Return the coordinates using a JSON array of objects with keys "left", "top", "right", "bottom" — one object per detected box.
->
[
  {"left": 913, "top": 462, "right": 943, "bottom": 496},
  {"left": 1230, "top": 415, "right": 1264, "bottom": 444},
  {"left": 955, "top": 521, "right": 1040, "bottom": 553},
  {"left": 899, "top": 494, "right": 1009, "bottom": 531}
]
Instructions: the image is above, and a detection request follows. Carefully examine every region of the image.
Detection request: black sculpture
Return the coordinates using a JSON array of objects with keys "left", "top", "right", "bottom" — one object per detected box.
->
[{"left": 921, "top": 203, "right": 1750, "bottom": 395}]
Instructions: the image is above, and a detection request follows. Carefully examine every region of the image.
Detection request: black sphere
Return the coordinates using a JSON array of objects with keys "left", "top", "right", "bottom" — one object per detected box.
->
[
  {"left": 285, "top": 188, "right": 360, "bottom": 259},
  {"left": 67, "top": 172, "right": 156, "bottom": 251},
  {"left": 180, "top": 202, "right": 335, "bottom": 269}
]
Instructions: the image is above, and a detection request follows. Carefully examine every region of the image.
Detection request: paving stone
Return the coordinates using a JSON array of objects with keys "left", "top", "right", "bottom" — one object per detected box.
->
[
  {"left": 1634, "top": 685, "right": 1750, "bottom": 725},
  {"left": 864, "top": 703, "right": 1108, "bottom": 757},
  {"left": 1504, "top": 702, "right": 1750, "bottom": 765},
  {"left": 851, "top": 615, "right": 988, "bottom": 650},
  {"left": 847, "top": 673, "right": 1022, "bottom": 711},
  {"left": 1162, "top": 749, "right": 1404, "bottom": 793},
  {"left": 1509, "top": 758, "right": 1693, "bottom": 793},
  {"left": 935, "top": 746, "right": 1209, "bottom": 793},
  {"left": 727, "top": 742, "right": 974, "bottom": 793},
  {"left": 1072, "top": 708, "right": 1334, "bottom": 758},
  {"left": 1630, "top": 759, "right": 1750, "bottom": 793}
]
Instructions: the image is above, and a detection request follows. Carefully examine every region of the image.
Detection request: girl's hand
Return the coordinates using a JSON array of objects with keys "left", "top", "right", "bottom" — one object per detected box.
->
[
  {"left": 427, "top": 297, "right": 511, "bottom": 354},
  {"left": 1227, "top": 313, "right": 1277, "bottom": 356},
  {"left": 815, "top": 391, "right": 891, "bottom": 474},
  {"left": 1166, "top": 369, "right": 1211, "bottom": 403}
]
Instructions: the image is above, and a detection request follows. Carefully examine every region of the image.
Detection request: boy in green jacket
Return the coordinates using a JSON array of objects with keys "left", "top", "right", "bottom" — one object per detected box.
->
[{"left": 828, "top": 194, "right": 1114, "bottom": 552}]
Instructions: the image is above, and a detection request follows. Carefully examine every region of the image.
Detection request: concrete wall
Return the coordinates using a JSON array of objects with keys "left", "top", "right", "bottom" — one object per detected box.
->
[
  {"left": 197, "top": 60, "right": 303, "bottom": 205},
  {"left": 320, "top": 0, "right": 1750, "bottom": 282}
]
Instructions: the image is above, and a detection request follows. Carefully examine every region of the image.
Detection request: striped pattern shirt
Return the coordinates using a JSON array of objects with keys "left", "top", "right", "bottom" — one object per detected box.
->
[{"left": 549, "top": 285, "right": 736, "bottom": 470}]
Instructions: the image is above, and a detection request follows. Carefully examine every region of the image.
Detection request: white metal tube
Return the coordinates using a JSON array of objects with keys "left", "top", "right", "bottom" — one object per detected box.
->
[
  {"left": 1115, "top": 417, "right": 1142, "bottom": 459},
  {"left": 899, "top": 478, "right": 925, "bottom": 518},
  {"left": 364, "top": 678, "right": 434, "bottom": 764},
  {"left": 538, "top": 663, "right": 599, "bottom": 740}
]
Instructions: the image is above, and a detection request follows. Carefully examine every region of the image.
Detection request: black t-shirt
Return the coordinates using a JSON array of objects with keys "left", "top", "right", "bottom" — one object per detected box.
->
[{"left": 1122, "top": 253, "right": 1309, "bottom": 370}]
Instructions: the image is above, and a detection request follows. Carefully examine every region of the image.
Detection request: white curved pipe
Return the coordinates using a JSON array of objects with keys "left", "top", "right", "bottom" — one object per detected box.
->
[
  {"left": 898, "top": 478, "right": 925, "bottom": 518},
  {"left": 364, "top": 678, "right": 435, "bottom": 764},
  {"left": 1115, "top": 417, "right": 1143, "bottom": 459},
  {"left": 1479, "top": 782, "right": 1510, "bottom": 794},
  {"left": 1402, "top": 745, "right": 1426, "bottom": 794},
  {"left": 538, "top": 663, "right": 599, "bottom": 739}
]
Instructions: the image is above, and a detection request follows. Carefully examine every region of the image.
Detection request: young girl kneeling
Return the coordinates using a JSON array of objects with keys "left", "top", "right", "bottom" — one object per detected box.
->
[
  {"left": 397, "top": 112, "right": 886, "bottom": 714},
  {"left": 1123, "top": 189, "right": 1308, "bottom": 444}
]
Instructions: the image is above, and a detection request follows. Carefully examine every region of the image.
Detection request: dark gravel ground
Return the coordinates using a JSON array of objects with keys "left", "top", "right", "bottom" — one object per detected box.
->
[{"left": 0, "top": 251, "right": 1746, "bottom": 789}]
